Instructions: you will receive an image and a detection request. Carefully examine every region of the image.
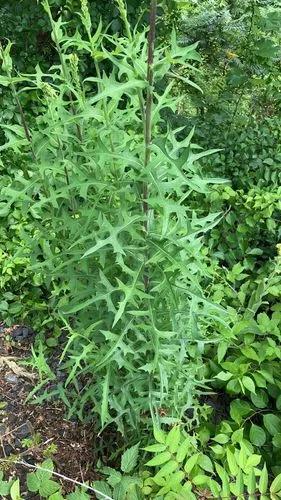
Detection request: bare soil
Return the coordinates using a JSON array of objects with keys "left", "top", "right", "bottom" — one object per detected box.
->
[{"left": 0, "top": 323, "right": 97, "bottom": 497}]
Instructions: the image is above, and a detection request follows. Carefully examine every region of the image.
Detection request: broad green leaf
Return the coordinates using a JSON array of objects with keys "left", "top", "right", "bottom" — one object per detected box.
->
[
  {"left": 198, "top": 454, "right": 213, "bottom": 473},
  {"left": 241, "top": 346, "right": 259, "bottom": 361},
  {"left": 146, "top": 451, "right": 171, "bottom": 466},
  {"left": 270, "top": 473, "right": 281, "bottom": 494},
  {"left": 36, "top": 459, "right": 54, "bottom": 481},
  {"left": 263, "top": 414, "right": 281, "bottom": 436},
  {"left": 259, "top": 464, "right": 268, "bottom": 494},
  {"left": 153, "top": 427, "right": 166, "bottom": 444},
  {"left": 66, "top": 489, "right": 91, "bottom": 500},
  {"left": 250, "top": 424, "right": 266, "bottom": 446},
  {"left": 227, "top": 378, "right": 240, "bottom": 393},
  {"left": 48, "top": 493, "right": 65, "bottom": 500},
  {"left": 144, "top": 444, "right": 167, "bottom": 453},
  {"left": 0, "top": 472, "right": 12, "bottom": 496},
  {"left": 210, "top": 444, "right": 224, "bottom": 455},
  {"left": 218, "top": 470, "right": 231, "bottom": 497},
  {"left": 258, "top": 369, "right": 275, "bottom": 385},
  {"left": 152, "top": 476, "right": 166, "bottom": 487},
  {"left": 209, "top": 478, "right": 221, "bottom": 497},
  {"left": 104, "top": 468, "right": 121, "bottom": 487},
  {"left": 184, "top": 453, "right": 200, "bottom": 473},
  {"left": 226, "top": 448, "right": 238, "bottom": 475},
  {"left": 166, "top": 425, "right": 181, "bottom": 453},
  {"left": 230, "top": 399, "right": 252, "bottom": 424},
  {"left": 26, "top": 473, "right": 39, "bottom": 493},
  {"left": 176, "top": 439, "right": 190, "bottom": 463},
  {"left": 10, "top": 479, "right": 21, "bottom": 500},
  {"left": 92, "top": 481, "right": 113, "bottom": 500},
  {"left": 220, "top": 422, "right": 232, "bottom": 434},
  {"left": 192, "top": 474, "right": 209, "bottom": 486},
  {"left": 121, "top": 443, "right": 139, "bottom": 473},
  {"left": 251, "top": 390, "right": 268, "bottom": 409},
  {"left": 252, "top": 372, "right": 267, "bottom": 389},
  {"left": 180, "top": 481, "right": 196, "bottom": 499},
  {"left": 217, "top": 341, "right": 228, "bottom": 363},
  {"left": 246, "top": 454, "right": 261, "bottom": 469},
  {"left": 212, "top": 434, "right": 229, "bottom": 444},
  {"left": 157, "top": 471, "right": 185, "bottom": 494},
  {"left": 247, "top": 468, "right": 256, "bottom": 496},
  {"left": 155, "top": 460, "right": 178, "bottom": 478},
  {"left": 198, "top": 427, "right": 210, "bottom": 446},
  {"left": 273, "top": 433, "right": 281, "bottom": 448},
  {"left": 242, "top": 376, "right": 256, "bottom": 394},
  {"left": 237, "top": 445, "right": 247, "bottom": 471},
  {"left": 215, "top": 463, "right": 229, "bottom": 483},
  {"left": 232, "top": 428, "right": 244, "bottom": 443},
  {"left": 235, "top": 469, "right": 244, "bottom": 496},
  {"left": 215, "top": 371, "right": 233, "bottom": 381},
  {"left": 39, "top": 479, "right": 60, "bottom": 497}
]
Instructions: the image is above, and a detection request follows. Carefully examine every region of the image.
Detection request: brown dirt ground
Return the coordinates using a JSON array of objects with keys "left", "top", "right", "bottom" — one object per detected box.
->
[{"left": 0, "top": 324, "right": 97, "bottom": 497}]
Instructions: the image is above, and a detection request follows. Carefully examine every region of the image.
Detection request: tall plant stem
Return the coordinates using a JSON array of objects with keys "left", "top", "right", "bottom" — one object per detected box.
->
[
  {"left": 144, "top": 0, "right": 157, "bottom": 227},
  {"left": 143, "top": 0, "right": 157, "bottom": 289},
  {"left": 11, "top": 84, "right": 36, "bottom": 163}
]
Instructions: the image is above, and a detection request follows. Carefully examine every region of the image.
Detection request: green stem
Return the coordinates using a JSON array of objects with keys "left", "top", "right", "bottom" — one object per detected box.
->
[
  {"left": 144, "top": 0, "right": 157, "bottom": 222},
  {"left": 143, "top": 0, "right": 157, "bottom": 290},
  {"left": 11, "top": 84, "right": 36, "bottom": 163}
]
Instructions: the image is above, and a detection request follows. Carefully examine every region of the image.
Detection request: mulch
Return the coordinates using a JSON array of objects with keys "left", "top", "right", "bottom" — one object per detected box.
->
[{"left": 0, "top": 323, "right": 98, "bottom": 497}]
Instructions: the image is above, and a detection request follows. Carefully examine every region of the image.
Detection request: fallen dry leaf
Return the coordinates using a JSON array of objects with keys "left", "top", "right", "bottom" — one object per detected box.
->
[{"left": 0, "top": 356, "right": 36, "bottom": 381}]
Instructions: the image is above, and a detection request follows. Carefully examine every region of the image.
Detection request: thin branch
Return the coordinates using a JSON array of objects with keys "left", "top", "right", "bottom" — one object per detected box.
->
[
  {"left": 11, "top": 84, "right": 36, "bottom": 162},
  {"left": 144, "top": 0, "right": 157, "bottom": 170}
]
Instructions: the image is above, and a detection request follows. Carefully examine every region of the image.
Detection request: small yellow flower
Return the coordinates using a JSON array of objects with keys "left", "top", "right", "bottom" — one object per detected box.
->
[{"left": 276, "top": 243, "right": 281, "bottom": 256}]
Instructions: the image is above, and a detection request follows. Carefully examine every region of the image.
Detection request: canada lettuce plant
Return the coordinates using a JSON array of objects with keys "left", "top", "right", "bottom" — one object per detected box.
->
[{"left": 0, "top": 0, "right": 225, "bottom": 432}]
